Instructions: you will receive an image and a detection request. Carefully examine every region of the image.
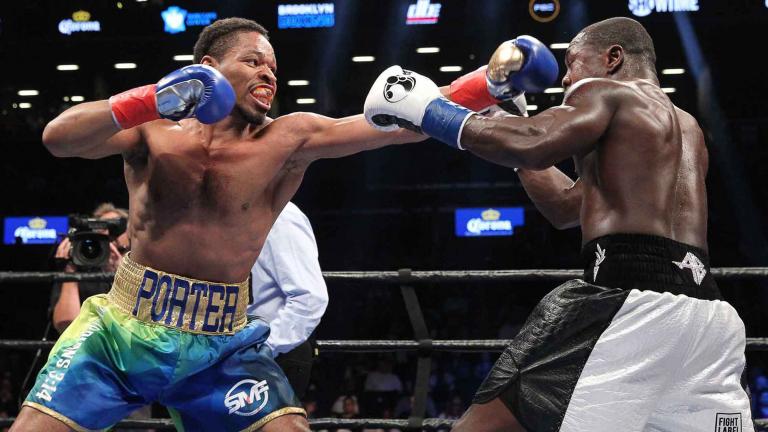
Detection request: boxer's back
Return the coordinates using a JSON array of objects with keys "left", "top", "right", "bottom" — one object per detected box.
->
[
  {"left": 578, "top": 79, "right": 708, "bottom": 250},
  {"left": 123, "top": 116, "right": 308, "bottom": 282}
]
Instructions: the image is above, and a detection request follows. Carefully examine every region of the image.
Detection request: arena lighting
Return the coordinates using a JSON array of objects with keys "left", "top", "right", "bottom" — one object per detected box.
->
[
  {"left": 544, "top": 87, "right": 564, "bottom": 93},
  {"left": 70, "top": 96, "right": 85, "bottom": 102},
  {"left": 549, "top": 43, "right": 570, "bottom": 49},
  {"left": 17, "top": 90, "right": 39, "bottom": 96},
  {"left": 114, "top": 63, "right": 137, "bottom": 69},
  {"left": 661, "top": 68, "right": 685, "bottom": 75},
  {"left": 296, "top": 98, "right": 316, "bottom": 104},
  {"left": 416, "top": 47, "right": 440, "bottom": 54},
  {"left": 56, "top": 64, "right": 79, "bottom": 71},
  {"left": 62, "top": 97, "right": 70, "bottom": 102},
  {"left": 662, "top": 87, "right": 676, "bottom": 93},
  {"left": 439, "top": 66, "right": 462, "bottom": 72},
  {"left": 18, "top": 103, "right": 32, "bottom": 109},
  {"left": 173, "top": 55, "right": 194, "bottom": 61},
  {"left": 352, "top": 56, "right": 375, "bottom": 62},
  {"left": 287, "top": 80, "right": 310, "bottom": 86},
  {"left": 526, "top": 105, "right": 538, "bottom": 111}
]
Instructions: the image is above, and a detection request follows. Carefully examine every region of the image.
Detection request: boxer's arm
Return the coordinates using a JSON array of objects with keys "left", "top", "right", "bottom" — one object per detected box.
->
[
  {"left": 517, "top": 168, "right": 582, "bottom": 229},
  {"left": 461, "top": 79, "right": 618, "bottom": 169},
  {"left": 42, "top": 101, "right": 143, "bottom": 159},
  {"left": 292, "top": 113, "right": 427, "bottom": 162}
]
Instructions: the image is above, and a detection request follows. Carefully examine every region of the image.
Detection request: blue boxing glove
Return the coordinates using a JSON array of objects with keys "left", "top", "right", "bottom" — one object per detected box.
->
[
  {"left": 109, "top": 64, "right": 235, "bottom": 129},
  {"left": 486, "top": 35, "right": 559, "bottom": 99},
  {"left": 364, "top": 65, "right": 476, "bottom": 150}
]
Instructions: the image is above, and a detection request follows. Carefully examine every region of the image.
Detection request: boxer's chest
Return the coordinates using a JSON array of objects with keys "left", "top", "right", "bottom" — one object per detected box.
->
[{"left": 142, "top": 128, "right": 293, "bottom": 215}]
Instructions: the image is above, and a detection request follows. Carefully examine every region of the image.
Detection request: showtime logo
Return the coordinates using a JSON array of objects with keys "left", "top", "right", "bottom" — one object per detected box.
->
[
  {"left": 628, "top": 0, "right": 699, "bottom": 17},
  {"left": 406, "top": 0, "right": 441, "bottom": 25}
]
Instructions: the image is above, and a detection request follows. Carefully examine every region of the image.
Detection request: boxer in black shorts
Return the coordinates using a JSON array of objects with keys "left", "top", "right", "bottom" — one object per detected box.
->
[
  {"left": 458, "top": 17, "right": 754, "bottom": 432},
  {"left": 363, "top": 16, "right": 754, "bottom": 432}
]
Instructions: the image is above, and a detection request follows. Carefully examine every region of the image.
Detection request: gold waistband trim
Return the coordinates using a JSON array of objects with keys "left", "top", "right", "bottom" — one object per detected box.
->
[{"left": 107, "top": 253, "right": 249, "bottom": 335}]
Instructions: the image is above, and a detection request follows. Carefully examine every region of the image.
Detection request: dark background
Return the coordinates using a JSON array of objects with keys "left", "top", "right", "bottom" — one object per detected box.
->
[{"left": 1, "top": 0, "right": 767, "bottom": 420}]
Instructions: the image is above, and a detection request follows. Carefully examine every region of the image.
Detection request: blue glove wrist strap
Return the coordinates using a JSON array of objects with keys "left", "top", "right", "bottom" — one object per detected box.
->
[{"left": 421, "top": 98, "right": 475, "bottom": 150}]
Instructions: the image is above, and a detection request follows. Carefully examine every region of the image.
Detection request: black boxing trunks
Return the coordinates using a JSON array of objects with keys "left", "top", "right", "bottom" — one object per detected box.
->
[{"left": 473, "top": 233, "right": 753, "bottom": 432}]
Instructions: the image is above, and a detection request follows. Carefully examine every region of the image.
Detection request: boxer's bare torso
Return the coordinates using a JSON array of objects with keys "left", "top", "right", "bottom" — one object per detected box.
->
[
  {"left": 41, "top": 31, "right": 421, "bottom": 284},
  {"left": 572, "top": 79, "right": 708, "bottom": 249},
  {"left": 125, "top": 114, "right": 322, "bottom": 283},
  {"left": 464, "top": 79, "right": 708, "bottom": 250}
]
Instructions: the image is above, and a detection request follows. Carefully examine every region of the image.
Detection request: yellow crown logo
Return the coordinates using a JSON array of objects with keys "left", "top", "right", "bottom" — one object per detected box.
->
[
  {"left": 28, "top": 217, "right": 47, "bottom": 229},
  {"left": 481, "top": 209, "right": 500, "bottom": 221},
  {"left": 72, "top": 10, "right": 91, "bottom": 22}
]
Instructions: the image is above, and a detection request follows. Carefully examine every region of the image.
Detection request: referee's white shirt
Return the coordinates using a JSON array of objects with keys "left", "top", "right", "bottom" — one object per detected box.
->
[{"left": 248, "top": 202, "right": 329, "bottom": 357}]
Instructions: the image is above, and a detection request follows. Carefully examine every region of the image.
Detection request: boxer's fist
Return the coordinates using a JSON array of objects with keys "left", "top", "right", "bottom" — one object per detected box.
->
[
  {"left": 364, "top": 65, "right": 441, "bottom": 132},
  {"left": 109, "top": 65, "right": 236, "bottom": 129},
  {"left": 156, "top": 65, "right": 235, "bottom": 123},
  {"left": 365, "top": 66, "right": 476, "bottom": 149},
  {"left": 486, "top": 35, "right": 558, "bottom": 99}
]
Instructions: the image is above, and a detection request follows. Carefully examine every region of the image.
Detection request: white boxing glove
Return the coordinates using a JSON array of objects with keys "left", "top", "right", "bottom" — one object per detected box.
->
[
  {"left": 364, "top": 65, "right": 442, "bottom": 132},
  {"left": 364, "top": 65, "right": 476, "bottom": 149}
]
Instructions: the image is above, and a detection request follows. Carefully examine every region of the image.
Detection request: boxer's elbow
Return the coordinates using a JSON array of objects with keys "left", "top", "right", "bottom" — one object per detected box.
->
[
  {"left": 42, "top": 119, "right": 70, "bottom": 157},
  {"left": 511, "top": 141, "right": 555, "bottom": 170},
  {"left": 551, "top": 217, "right": 580, "bottom": 230},
  {"left": 494, "top": 124, "right": 554, "bottom": 169}
]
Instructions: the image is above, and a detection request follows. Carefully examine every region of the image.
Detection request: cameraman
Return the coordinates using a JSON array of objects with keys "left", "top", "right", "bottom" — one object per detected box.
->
[{"left": 51, "top": 203, "right": 130, "bottom": 333}]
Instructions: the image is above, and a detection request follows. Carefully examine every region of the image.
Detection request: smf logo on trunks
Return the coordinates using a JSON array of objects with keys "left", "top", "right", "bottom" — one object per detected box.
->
[
  {"left": 672, "top": 251, "right": 707, "bottom": 285},
  {"left": 224, "top": 379, "right": 270, "bottom": 416},
  {"left": 35, "top": 322, "right": 102, "bottom": 402},
  {"left": 715, "top": 412, "right": 742, "bottom": 432},
  {"left": 132, "top": 269, "right": 240, "bottom": 332}
]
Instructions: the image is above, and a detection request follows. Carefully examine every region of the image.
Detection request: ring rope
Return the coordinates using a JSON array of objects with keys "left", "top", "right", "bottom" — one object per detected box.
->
[
  {"left": 2, "top": 267, "right": 768, "bottom": 284},
  {"left": 3, "top": 338, "right": 768, "bottom": 352},
  {"left": 1, "top": 417, "right": 767, "bottom": 430}
]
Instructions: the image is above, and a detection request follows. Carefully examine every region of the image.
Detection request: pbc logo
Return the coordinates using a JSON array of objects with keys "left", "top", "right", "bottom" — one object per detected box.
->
[
  {"left": 383, "top": 72, "right": 416, "bottom": 103},
  {"left": 224, "top": 379, "right": 270, "bottom": 416},
  {"left": 715, "top": 413, "right": 742, "bottom": 432}
]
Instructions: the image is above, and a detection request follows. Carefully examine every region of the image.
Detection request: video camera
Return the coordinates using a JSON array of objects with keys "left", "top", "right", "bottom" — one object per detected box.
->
[{"left": 67, "top": 215, "right": 128, "bottom": 269}]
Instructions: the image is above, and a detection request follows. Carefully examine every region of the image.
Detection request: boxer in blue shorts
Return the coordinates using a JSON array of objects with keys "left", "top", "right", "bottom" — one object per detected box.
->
[{"left": 12, "top": 17, "right": 437, "bottom": 432}]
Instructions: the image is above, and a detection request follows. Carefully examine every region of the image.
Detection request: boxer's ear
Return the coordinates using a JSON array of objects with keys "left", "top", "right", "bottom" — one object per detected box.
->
[
  {"left": 200, "top": 55, "right": 219, "bottom": 68},
  {"left": 606, "top": 45, "right": 624, "bottom": 75}
]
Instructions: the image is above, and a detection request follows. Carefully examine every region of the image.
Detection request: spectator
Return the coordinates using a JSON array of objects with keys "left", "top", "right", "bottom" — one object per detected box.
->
[
  {"left": 364, "top": 359, "right": 403, "bottom": 393},
  {"left": 393, "top": 394, "right": 436, "bottom": 419},
  {"left": 363, "top": 358, "right": 403, "bottom": 416},
  {"left": 249, "top": 202, "right": 329, "bottom": 399},
  {"left": 0, "top": 375, "right": 15, "bottom": 417},
  {"left": 438, "top": 395, "right": 464, "bottom": 420},
  {"left": 335, "top": 396, "right": 361, "bottom": 432},
  {"left": 51, "top": 203, "right": 129, "bottom": 333},
  {"left": 331, "top": 394, "right": 359, "bottom": 417}
]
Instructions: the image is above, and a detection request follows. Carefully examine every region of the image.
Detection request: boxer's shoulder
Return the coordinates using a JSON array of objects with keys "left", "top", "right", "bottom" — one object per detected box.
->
[
  {"left": 564, "top": 78, "right": 629, "bottom": 103},
  {"left": 272, "top": 111, "right": 329, "bottom": 134}
]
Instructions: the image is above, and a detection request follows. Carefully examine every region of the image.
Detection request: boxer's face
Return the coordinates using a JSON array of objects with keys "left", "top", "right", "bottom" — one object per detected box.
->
[
  {"left": 205, "top": 31, "right": 277, "bottom": 125},
  {"left": 561, "top": 35, "right": 603, "bottom": 90}
]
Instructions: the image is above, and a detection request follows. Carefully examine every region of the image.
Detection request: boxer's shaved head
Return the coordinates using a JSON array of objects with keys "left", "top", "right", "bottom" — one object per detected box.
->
[
  {"left": 194, "top": 18, "right": 269, "bottom": 64},
  {"left": 577, "top": 17, "right": 656, "bottom": 69}
]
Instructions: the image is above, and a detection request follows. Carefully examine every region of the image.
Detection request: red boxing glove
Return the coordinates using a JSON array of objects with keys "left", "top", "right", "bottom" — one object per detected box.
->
[
  {"left": 447, "top": 66, "right": 501, "bottom": 112},
  {"left": 109, "top": 84, "right": 160, "bottom": 129}
]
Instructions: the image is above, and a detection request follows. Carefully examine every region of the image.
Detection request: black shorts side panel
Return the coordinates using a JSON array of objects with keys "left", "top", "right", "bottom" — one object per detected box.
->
[{"left": 472, "top": 280, "right": 630, "bottom": 432}]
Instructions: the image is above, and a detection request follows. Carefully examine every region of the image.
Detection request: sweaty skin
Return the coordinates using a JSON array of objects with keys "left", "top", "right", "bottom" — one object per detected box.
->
[
  {"left": 460, "top": 41, "right": 708, "bottom": 250},
  {"left": 41, "top": 32, "right": 424, "bottom": 284}
]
